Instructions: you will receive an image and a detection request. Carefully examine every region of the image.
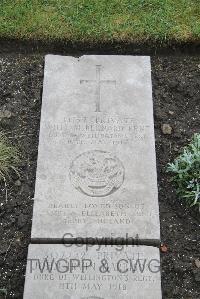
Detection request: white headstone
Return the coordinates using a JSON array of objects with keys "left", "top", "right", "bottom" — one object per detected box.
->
[{"left": 31, "top": 55, "right": 160, "bottom": 243}]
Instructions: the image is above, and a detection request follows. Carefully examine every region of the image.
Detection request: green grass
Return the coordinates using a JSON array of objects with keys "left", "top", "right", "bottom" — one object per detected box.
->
[
  {"left": 167, "top": 134, "right": 200, "bottom": 207},
  {"left": 0, "top": 134, "right": 20, "bottom": 181},
  {"left": 0, "top": 0, "right": 200, "bottom": 44}
]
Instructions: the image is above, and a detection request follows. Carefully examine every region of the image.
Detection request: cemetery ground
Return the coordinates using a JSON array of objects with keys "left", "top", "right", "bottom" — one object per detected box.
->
[
  {"left": 0, "top": 52, "right": 199, "bottom": 298},
  {"left": 1, "top": 3, "right": 200, "bottom": 299}
]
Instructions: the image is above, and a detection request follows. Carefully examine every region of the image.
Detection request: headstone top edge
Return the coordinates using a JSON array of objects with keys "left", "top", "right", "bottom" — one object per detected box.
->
[
  {"left": 27, "top": 243, "right": 160, "bottom": 252},
  {"left": 45, "top": 54, "right": 151, "bottom": 62}
]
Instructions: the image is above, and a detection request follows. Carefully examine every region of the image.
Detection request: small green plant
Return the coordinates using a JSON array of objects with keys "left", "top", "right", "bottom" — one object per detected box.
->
[
  {"left": 0, "top": 288, "right": 7, "bottom": 297},
  {"left": 0, "top": 134, "right": 21, "bottom": 181},
  {"left": 167, "top": 133, "right": 200, "bottom": 207}
]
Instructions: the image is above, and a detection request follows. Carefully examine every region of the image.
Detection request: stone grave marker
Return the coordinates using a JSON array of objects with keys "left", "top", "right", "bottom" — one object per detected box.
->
[
  {"left": 31, "top": 55, "right": 160, "bottom": 244},
  {"left": 23, "top": 244, "right": 162, "bottom": 298}
]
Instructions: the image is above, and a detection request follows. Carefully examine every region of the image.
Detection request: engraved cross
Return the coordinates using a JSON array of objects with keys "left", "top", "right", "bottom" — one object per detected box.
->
[{"left": 80, "top": 65, "right": 116, "bottom": 112}]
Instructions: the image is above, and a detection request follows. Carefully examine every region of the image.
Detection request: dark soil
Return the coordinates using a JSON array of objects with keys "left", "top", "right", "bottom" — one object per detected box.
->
[
  {"left": 1, "top": 38, "right": 200, "bottom": 56},
  {"left": 0, "top": 52, "right": 199, "bottom": 299}
]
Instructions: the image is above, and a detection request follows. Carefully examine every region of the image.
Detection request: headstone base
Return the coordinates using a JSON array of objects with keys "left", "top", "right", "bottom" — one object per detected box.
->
[{"left": 23, "top": 244, "right": 162, "bottom": 298}]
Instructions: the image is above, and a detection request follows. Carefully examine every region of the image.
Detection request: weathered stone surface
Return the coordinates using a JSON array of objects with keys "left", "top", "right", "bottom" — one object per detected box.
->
[
  {"left": 23, "top": 244, "right": 162, "bottom": 298},
  {"left": 31, "top": 55, "right": 160, "bottom": 242}
]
